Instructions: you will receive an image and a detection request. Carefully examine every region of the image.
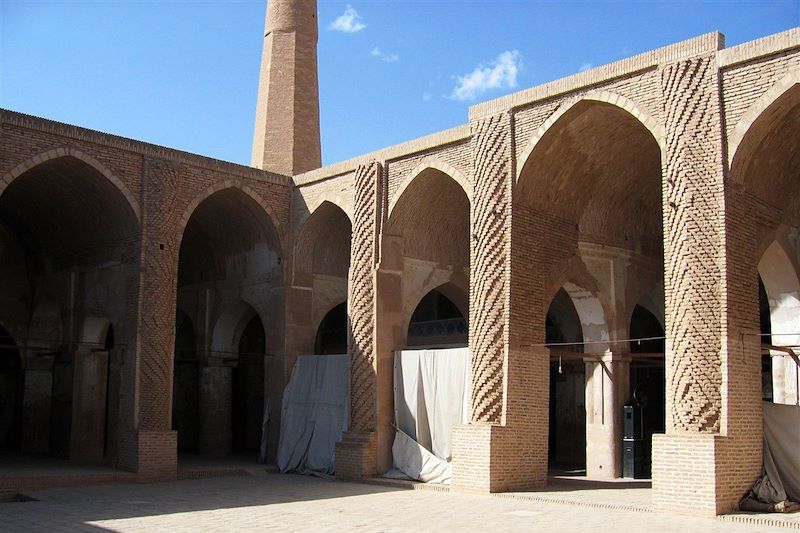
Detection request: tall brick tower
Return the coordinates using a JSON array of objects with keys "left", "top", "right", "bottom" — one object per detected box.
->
[{"left": 251, "top": 0, "right": 321, "bottom": 175}]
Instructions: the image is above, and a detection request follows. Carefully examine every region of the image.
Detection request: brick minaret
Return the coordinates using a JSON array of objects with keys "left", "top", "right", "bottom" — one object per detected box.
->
[{"left": 251, "top": 0, "right": 321, "bottom": 175}]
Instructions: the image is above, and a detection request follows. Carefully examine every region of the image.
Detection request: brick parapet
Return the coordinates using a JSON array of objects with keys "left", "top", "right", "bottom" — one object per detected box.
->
[
  {"left": 471, "top": 32, "right": 723, "bottom": 120},
  {"left": 0, "top": 109, "right": 288, "bottom": 186},
  {"left": 293, "top": 125, "right": 471, "bottom": 187},
  {"left": 717, "top": 27, "right": 800, "bottom": 68}
]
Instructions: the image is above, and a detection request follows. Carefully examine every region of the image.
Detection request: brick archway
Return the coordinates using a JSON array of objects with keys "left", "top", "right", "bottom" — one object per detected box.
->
[
  {"left": 1, "top": 147, "right": 141, "bottom": 222},
  {"left": 516, "top": 91, "right": 665, "bottom": 183},
  {"left": 388, "top": 158, "right": 471, "bottom": 219},
  {"left": 179, "top": 181, "right": 284, "bottom": 261},
  {"left": 728, "top": 70, "right": 800, "bottom": 169}
]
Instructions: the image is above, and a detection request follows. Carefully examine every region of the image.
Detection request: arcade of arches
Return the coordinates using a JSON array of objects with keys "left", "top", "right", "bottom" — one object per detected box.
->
[{"left": 0, "top": 20, "right": 798, "bottom": 518}]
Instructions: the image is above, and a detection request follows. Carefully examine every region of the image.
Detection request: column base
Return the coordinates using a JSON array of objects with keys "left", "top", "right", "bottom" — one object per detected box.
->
[
  {"left": 451, "top": 423, "right": 547, "bottom": 493},
  {"left": 586, "top": 425, "right": 621, "bottom": 479},
  {"left": 21, "top": 358, "right": 54, "bottom": 454},
  {"left": 70, "top": 350, "right": 109, "bottom": 465},
  {"left": 335, "top": 431, "right": 377, "bottom": 481},
  {"left": 584, "top": 353, "right": 628, "bottom": 480},
  {"left": 652, "top": 433, "right": 760, "bottom": 516},
  {"left": 133, "top": 430, "right": 178, "bottom": 482},
  {"left": 198, "top": 364, "right": 232, "bottom": 456}
]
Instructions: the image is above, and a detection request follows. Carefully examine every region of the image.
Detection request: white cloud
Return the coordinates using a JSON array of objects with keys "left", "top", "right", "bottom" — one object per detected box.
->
[
  {"left": 370, "top": 47, "right": 399, "bottom": 63},
  {"left": 579, "top": 62, "right": 593, "bottom": 72},
  {"left": 422, "top": 92, "right": 432, "bottom": 101},
  {"left": 329, "top": 5, "right": 366, "bottom": 33},
  {"left": 450, "top": 50, "right": 521, "bottom": 101}
]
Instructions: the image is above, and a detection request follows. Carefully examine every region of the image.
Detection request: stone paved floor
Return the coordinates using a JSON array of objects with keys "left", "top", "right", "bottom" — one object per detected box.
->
[{"left": 2, "top": 473, "right": 798, "bottom": 532}]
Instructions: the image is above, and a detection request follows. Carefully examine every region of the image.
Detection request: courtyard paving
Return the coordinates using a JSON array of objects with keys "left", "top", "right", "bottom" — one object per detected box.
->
[{"left": 1, "top": 471, "right": 798, "bottom": 532}]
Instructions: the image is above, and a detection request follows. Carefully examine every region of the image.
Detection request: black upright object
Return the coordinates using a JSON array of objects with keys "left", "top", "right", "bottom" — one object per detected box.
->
[{"left": 623, "top": 403, "right": 646, "bottom": 479}]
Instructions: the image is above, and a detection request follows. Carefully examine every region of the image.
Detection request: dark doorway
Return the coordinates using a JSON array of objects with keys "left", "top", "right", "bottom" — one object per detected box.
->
[
  {"left": 232, "top": 314, "right": 265, "bottom": 454},
  {"left": 629, "top": 305, "right": 664, "bottom": 355},
  {"left": 546, "top": 288, "right": 585, "bottom": 473},
  {"left": 629, "top": 304, "right": 666, "bottom": 478},
  {"left": 0, "top": 326, "right": 22, "bottom": 451},
  {"left": 315, "top": 302, "right": 347, "bottom": 355},
  {"left": 759, "top": 276, "right": 773, "bottom": 401}
]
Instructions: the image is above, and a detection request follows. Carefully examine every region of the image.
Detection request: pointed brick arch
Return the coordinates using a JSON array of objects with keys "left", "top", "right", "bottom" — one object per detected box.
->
[
  {"left": 758, "top": 239, "right": 800, "bottom": 341},
  {"left": 561, "top": 282, "right": 610, "bottom": 349},
  {"left": 515, "top": 91, "right": 665, "bottom": 183},
  {"left": 179, "top": 180, "right": 284, "bottom": 259},
  {"left": 301, "top": 195, "right": 354, "bottom": 227},
  {"left": 403, "top": 278, "right": 470, "bottom": 335},
  {"left": 210, "top": 302, "right": 262, "bottom": 359},
  {"left": 728, "top": 69, "right": 800, "bottom": 169},
  {"left": 388, "top": 158, "right": 471, "bottom": 219},
  {"left": 293, "top": 199, "right": 352, "bottom": 282},
  {"left": 1, "top": 147, "right": 141, "bottom": 222}
]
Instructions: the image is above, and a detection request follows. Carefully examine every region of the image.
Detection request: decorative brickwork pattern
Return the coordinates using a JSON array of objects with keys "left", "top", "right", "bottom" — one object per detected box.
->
[
  {"left": 661, "top": 56, "right": 724, "bottom": 432},
  {"left": 347, "top": 161, "right": 381, "bottom": 432},
  {"left": 469, "top": 114, "right": 512, "bottom": 424},
  {"left": 137, "top": 158, "right": 182, "bottom": 431}
]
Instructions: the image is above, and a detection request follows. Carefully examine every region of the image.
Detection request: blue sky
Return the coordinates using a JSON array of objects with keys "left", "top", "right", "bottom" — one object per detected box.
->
[{"left": 2, "top": 1, "right": 798, "bottom": 167}]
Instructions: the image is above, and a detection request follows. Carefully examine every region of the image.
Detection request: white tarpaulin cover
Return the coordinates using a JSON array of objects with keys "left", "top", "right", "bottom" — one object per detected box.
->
[
  {"left": 391, "top": 347, "right": 470, "bottom": 484},
  {"left": 276, "top": 354, "right": 349, "bottom": 476},
  {"left": 753, "top": 401, "right": 800, "bottom": 503}
]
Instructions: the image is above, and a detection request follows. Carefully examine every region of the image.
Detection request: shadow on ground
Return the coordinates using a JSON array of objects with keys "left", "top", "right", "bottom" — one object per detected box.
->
[{"left": 2, "top": 472, "right": 405, "bottom": 531}]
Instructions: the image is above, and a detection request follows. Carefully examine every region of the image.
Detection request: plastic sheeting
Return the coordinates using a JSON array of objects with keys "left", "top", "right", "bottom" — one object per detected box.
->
[
  {"left": 392, "top": 347, "right": 470, "bottom": 484},
  {"left": 276, "top": 354, "right": 349, "bottom": 476},
  {"left": 392, "top": 427, "right": 452, "bottom": 484},
  {"left": 753, "top": 401, "right": 800, "bottom": 503}
]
